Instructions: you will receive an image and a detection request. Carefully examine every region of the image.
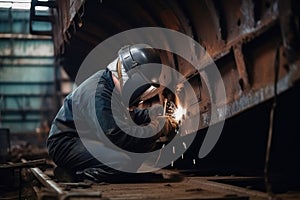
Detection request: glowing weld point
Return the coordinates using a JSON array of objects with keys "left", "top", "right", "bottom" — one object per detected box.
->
[
  {"left": 172, "top": 146, "right": 175, "bottom": 154},
  {"left": 181, "top": 154, "right": 184, "bottom": 159},
  {"left": 193, "top": 159, "right": 196, "bottom": 165}
]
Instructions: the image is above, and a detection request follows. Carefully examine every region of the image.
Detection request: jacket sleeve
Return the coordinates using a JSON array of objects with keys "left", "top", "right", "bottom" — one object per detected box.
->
[
  {"left": 130, "top": 108, "right": 151, "bottom": 125},
  {"left": 48, "top": 93, "right": 77, "bottom": 138},
  {"left": 95, "top": 80, "right": 165, "bottom": 153}
]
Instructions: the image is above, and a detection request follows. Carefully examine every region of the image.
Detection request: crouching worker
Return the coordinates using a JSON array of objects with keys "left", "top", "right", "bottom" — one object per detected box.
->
[{"left": 47, "top": 44, "right": 178, "bottom": 182}]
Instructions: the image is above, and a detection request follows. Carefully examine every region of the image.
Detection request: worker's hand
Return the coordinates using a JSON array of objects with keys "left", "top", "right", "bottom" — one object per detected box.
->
[
  {"left": 148, "top": 104, "right": 178, "bottom": 139},
  {"left": 150, "top": 116, "right": 178, "bottom": 151},
  {"left": 159, "top": 116, "right": 178, "bottom": 138}
]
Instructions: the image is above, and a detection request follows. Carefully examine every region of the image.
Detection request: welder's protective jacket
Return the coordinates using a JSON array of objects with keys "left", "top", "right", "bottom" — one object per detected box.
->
[{"left": 48, "top": 69, "right": 165, "bottom": 153}]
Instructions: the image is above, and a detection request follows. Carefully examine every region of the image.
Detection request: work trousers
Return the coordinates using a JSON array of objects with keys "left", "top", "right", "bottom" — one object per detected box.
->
[{"left": 47, "top": 133, "right": 138, "bottom": 174}]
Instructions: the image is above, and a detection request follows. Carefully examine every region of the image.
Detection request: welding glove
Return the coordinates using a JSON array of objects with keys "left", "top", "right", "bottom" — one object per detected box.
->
[
  {"left": 159, "top": 116, "right": 178, "bottom": 138},
  {"left": 147, "top": 104, "right": 178, "bottom": 138}
]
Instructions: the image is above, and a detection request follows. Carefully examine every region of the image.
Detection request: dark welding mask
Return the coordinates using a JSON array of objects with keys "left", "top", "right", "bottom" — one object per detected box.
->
[{"left": 118, "top": 44, "right": 162, "bottom": 107}]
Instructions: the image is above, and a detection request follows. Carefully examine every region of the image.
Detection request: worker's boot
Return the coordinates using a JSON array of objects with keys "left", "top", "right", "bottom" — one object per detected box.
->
[
  {"left": 83, "top": 167, "right": 182, "bottom": 183},
  {"left": 83, "top": 167, "right": 115, "bottom": 183},
  {"left": 53, "top": 166, "right": 84, "bottom": 182}
]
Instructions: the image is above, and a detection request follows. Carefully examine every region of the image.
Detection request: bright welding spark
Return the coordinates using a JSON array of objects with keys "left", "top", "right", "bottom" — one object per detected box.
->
[
  {"left": 173, "top": 104, "right": 186, "bottom": 122},
  {"left": 182, "top": 142, "right": 187, "bottom": 149}
]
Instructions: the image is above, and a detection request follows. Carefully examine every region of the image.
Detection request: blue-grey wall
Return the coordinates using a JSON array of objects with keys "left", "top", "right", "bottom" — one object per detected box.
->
[{"left": 0, "top": 7, "right": 55, "bottom": 133}]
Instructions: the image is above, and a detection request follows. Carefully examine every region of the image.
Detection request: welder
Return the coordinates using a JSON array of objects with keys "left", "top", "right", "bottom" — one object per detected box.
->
[{"left": 46, "top": 44, "right": 178, "bottom": 182}]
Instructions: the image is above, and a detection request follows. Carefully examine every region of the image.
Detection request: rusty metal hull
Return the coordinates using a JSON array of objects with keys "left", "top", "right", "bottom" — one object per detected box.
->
[{"left": 37, "top": 0, "right": 300, "bottom": 129}]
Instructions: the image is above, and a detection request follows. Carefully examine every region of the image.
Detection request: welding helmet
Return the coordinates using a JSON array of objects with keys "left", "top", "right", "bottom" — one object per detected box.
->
[{"left": 118, "top": 44, "right": 162, "bottom": 107}]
